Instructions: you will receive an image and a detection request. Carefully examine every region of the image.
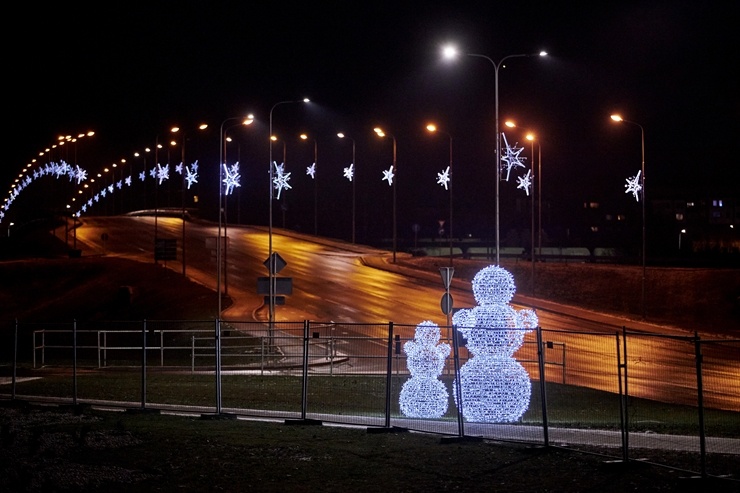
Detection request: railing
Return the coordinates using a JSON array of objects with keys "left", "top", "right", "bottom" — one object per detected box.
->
[{"left": 2, "top": 319, "right": 739, "bottom": 482}]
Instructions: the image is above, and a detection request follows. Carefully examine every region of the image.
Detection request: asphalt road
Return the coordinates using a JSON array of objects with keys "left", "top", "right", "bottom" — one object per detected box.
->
[{"left": 70, "top": 215, "right": 739, "bottom": 412}]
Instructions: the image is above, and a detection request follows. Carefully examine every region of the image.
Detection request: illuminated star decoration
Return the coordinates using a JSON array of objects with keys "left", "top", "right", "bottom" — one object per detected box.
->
[
  {"left": 343, "top": 163, "right": 354, "bottom": 182},
  {"left": 156, "top": 163, "right": 170, "bottom": 185},
  {"left": 516, "top": 169, "right": 533, "bottom": 196},
  {"left": 436, "top": 166, "right": 451, "bottom": 190},
  {"left": 139, "top": 171, "right": 146, "bottom": 181},
  {"left": 501, "top": 133, "right": 527, "bottom": 181},
  {"left": 73, "top": 165, "right": 88, "bottom": 184},
  {"left": 624, "top": 170, "right": 642, "bottom": 201},
  {"left": 306, "top": 162, "right": 316, "bottom": 179},
  {"left": 272, "top": 161, "right": 292, "bottom": 199},
  {"left": 149, "top": 167, "right": 157, "bottom": 179},
  {"left": 382, "top": 165, "right": 394, "bottom": 186},
  {"left": 175, "top": 162, "right": 183, "bottom": 175},
  {"left": 185, "top": 160, "right": 199, "bottom": 189},
  {"left": 222, "top": 162, "right": 241, "bottom": 195}
]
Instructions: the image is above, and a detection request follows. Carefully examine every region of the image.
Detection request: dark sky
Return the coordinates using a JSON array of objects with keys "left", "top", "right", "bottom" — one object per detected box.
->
[{"left": 5, "top": 1, "right": 738, "bottom": 241}]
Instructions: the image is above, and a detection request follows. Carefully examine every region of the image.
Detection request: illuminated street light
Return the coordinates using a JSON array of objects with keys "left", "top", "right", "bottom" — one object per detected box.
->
[
  {"left": 610, "top": 114, "right": 646, "bottom": 319},
  {"left": 300, "top": 133, "right": 319, "bottom": 236},
  {"left": 442, "top": 45, "right": 547, "bottom": 265},
  {"left": 505, "top": 120, "right": 541, "bottom": 296},
  {"left": 374, "top": 127, "right": 398, "bottom": 263},
  {"left": 425, "top": 123, "right": 454, "bottom": 267},
  {"left": 171, "top": 123, "right": 208, "bottom": 277},
  {"left": 218, "top": 114, "right": 255, "bottom": 315},
  {"left": 337, "top": 132, "right": 356, "bottom": 243},
  {"left": 269, "top": 99, "right": 309, "bottom": 331}
]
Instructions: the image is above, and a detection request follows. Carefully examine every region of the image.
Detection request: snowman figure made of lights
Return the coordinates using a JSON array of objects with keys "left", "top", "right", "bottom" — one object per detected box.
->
[
  {"left": 452, "top": 265, "right": 538, "bottom": 423},
  {"left": 399, "top": 320, "right": 451, "bottom": 418}
]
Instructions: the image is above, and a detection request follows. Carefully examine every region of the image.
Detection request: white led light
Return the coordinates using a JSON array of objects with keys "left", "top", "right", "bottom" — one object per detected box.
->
[
  {"left": 399, "top": 320, "right": 451, "bottom": 418},
  {"left": 454, "top": 266, "right": 539, "bottom": 423}
]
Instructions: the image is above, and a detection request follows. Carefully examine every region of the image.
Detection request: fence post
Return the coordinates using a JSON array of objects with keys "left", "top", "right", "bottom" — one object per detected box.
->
[
  {"left": 536, "top": 326, "right": 549, "bottom": 447},
  {"left": 12, "top": 319, "right": 18, "bottom": 399},
  {"left": 72, "top": 319, "right": 78, "bottom": 406},
  {"left": 616, "top": 328, "right": 629, "bottom": 463},
  {"left": 451, "top": 320, "right": 465, "bottom": 438},
  {"left": 384, "top": 321, "right": 394, "bottom": 429},
  {"left": 215, "top": 318, "right": 222, "bottom": 414},
  {"left": 301, "top": 320, "right": 310, "bottom": 420},
  {"left": 141, "top": 319, "right": 147, "bottom": 410},
  {"left": 693, "top": 332, "right": 707, "bottom": 478}
]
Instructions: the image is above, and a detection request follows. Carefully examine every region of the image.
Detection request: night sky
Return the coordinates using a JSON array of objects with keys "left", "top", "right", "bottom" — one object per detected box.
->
[{"left": 5, "top": 1, "right": 738, "bottom": 244}]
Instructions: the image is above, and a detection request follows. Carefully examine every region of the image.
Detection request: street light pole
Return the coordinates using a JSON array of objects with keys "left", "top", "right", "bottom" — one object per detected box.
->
[
  {"left": 337, "top": 133, "right": 356, "bottom": 243},
  {"left": 300, "top": 134, "right": 318, "bottom": 236},
  {"left": 218, "top": 115, "right": 254, "bottom": 316},
  {"left": 442, "top": 46, "right": 547, "bottom": 265},
  {"left": 269, "top": 99, "right": 309, "bottom": 332},
  {"left": 426, "top": 124, "right": 454, "bottom": 267},
  {"left": 611, "top": 115, "right": 646, "bottom": 319},
  {"left": 374, "top": 127, "right": 397, "bottom": 263}
]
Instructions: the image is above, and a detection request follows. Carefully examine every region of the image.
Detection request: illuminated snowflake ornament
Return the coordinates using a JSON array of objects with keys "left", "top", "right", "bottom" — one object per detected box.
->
[
  {"left": 306, "top": 162, "right": 316, "bottom": 179},
  {"left": 185, "top": 160, "right": 199, "bottom": 189},
  {"left": 399, "top": 321, "right": 451, "bottom": 418},
  {"left": 517, "top": 169, "right": 533, "bottom": 196},
  {"left": 343, "top": 163, "right": 354, "bottom": 182},
  {"left": 453, "top": 265, "right": 538, "bottom": 423},
  {"left": 436, "top": 166, "right": 451, "bottom": 190},
  {"left": 501, "top": 133, "right": 527, "bottom": 181},
  {"left": 272, "top": 161, "right": 292, "bottom": 199},
  {"left": 222, "top": 162, "right": 241, "bottom": 195},
  {"left": 382, "top": 165, "right": 394, "bottom": 186},
  {"left": 625, "top": 170, "right": 642, "bottom": 201}
]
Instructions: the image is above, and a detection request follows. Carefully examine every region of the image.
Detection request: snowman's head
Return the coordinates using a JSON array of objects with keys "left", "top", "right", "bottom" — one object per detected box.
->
[{"left": 472, "top": 265, "right": 516, "bottom": 305}]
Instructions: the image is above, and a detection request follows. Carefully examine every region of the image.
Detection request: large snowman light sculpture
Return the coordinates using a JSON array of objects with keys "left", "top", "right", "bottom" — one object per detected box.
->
[{"left": 452, "top": 266, "right": 538, "bottom": 423}]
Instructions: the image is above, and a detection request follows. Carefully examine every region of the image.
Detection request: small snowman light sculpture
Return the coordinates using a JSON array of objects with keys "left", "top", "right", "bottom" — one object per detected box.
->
[
  {"left": 452, "top": 266, "right": 538, "bottom": 423},
  {"left": 399, "top": 320, "right": 451, "bottom": 418}
]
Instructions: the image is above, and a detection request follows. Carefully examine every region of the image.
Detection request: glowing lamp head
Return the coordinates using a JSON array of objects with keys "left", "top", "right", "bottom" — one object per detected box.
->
[
  {"left": 442, "top": 45, "right": 458, "bottom": 60},
  {"left": 505, "top": 121, "right": 516, "bottom": 128},
  {"left": 426, "top": 124, "right": 437, "bottom": 133},
  {"left": 539, "top": 51, "right": 548, "bottom": 57},
  {"left": 610, "top": 114, "right": 624, "bottom": 122}
]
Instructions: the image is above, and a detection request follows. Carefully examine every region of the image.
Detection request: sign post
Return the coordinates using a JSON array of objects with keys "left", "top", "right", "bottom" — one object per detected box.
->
[{"left": 439, "top": 266, "right": 455, "bottom": 343}]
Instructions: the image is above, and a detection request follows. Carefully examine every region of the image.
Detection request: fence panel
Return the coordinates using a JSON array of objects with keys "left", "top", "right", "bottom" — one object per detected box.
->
[{"left": 696, "top": 338, "right": 740, "bottom": 478}]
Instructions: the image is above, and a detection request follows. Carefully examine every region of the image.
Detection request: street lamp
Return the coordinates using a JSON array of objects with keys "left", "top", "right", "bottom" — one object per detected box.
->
[
  {"left": 269, "top": 99, "right": 309, "bottom": 330},
  {"left": 425, "top": 123, "right": 454, "bottom": 267},
  {"left": 505, "top": 120, "right": 540, "bottom": 296},
  {"left": 442, "top": 45, "right": 547, "bottom": 264},
  {"left": 218, "top": 115, "right": 255, "bottom": 315},
  {"left": 171, "top": 123, "right": 208, "bottom": 277},
  {"left": 374, "top": 127, "right": 398, "bottom": 263},
  {"left": 337, "top": 132, "right": 356, "bottom": 243},
  {"left": 610, "top": 114, "right": 646, "bottom": 319},
  {"left": 300, "top": 133, "right": 319, "bottom": 236}
]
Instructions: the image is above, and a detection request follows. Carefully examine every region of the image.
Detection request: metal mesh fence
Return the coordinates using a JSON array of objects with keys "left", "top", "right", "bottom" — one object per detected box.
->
[{"left": 2, "top": 319, "right": 738, "bottom": 479}]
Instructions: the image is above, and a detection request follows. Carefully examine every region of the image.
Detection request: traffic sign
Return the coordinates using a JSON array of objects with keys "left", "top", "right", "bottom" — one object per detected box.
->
[
  {"left": 257, "top": 277, "right": 293, "bottom": 295},
  {"left": 439, "top": 267, "right": 454, "bottom": 290},
  {"left": 440, "top": 292, "right": 453, "bottom": 315},
  {"left": 264, "top": 252, "right": 287, "bottom": 274}
]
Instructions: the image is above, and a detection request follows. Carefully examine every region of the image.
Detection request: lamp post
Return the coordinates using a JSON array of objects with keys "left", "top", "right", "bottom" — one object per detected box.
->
[
  {"left": 442, "top": 46, "right": 547, "bottom": 264},
  {"left": 300, "top": 133, "right": 319, "bottom": 236},
  {"left": 218, "top": 115, "right": 254, "bottom": 315},
  {"left": 374, "top": 127, "right": 397, "bottom": 263},
  {"left": 505, "top": 120, "right": 541, "bottom": 296},
  {"left": 337, "top": 132, "right": 356, "bottom": 243},
  {"left": 425, "top": 123, "right": 454, "bottom": 267},
  {"left": 610, "top": 114, "right": 646, "bottom": 319},
  {"left": 269, "top": 99, "right": 309, "bottom": 331},
  {"left": 171, "top": 123, "right": 208, "bottom": 277}
]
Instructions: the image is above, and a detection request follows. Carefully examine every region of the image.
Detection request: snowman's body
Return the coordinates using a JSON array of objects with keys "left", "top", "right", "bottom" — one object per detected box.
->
[
  {"left": 399, "top": 321, "right": 451, "bottom": 418},
  {"left": 452, "top": 266, "right": 538, "bottom": 423}
]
